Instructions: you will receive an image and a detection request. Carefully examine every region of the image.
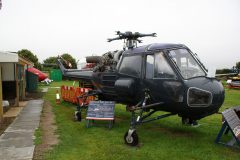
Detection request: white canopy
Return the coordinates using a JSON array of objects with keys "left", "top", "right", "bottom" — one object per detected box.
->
[{"left": 0, "top": 51, "right": 18, "bottom": 62}]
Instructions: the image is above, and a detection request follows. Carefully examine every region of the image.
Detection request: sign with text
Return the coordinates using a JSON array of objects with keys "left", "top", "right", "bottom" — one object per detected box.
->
[{"left": 86, "top": 101, "right": 115, "bottom": 120}]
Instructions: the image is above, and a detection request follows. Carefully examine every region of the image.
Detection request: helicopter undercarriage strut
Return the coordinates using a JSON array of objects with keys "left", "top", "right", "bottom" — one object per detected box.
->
[
  {"left": 75, "top": 90, "right": 100, "bottom": 121},
  {"left": 124, "top": 94, "right": 175, "bottom": 146},
  {"left": 75, "top": 89, "right": 175, "bottom": 146}
]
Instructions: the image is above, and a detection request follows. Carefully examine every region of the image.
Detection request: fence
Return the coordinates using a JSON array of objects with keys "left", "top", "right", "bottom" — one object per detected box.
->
[{"left": 61, "top": 85, "right": 95, "bottom": 105}]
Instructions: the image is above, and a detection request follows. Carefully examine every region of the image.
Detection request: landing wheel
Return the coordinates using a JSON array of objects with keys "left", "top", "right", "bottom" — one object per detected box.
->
[
  {"left": 182, "top": 117, "right": 190, "bottom": 125},
  {"left": 75, "top": 111, "right": 82, "bottom": 121},
  {"left": 182, "top": 117, "right": 198, "bottom": 126},
  {"left": 124, "top": 130, "right": 139, "bottom": 146}
]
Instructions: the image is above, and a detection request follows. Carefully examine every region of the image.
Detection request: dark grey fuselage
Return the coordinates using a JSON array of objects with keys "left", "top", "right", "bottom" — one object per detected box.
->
[{"left": 58, "top": 43, "right": 225, "bottom": 120}]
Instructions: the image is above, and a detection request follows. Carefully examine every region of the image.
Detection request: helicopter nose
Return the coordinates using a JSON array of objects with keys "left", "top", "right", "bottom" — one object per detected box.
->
[
  {"left": 209, "top": 80, "right": 225, "bottom": 106},
  {"left": 185, "top": 77, "right": 225, "bottom": 108}
]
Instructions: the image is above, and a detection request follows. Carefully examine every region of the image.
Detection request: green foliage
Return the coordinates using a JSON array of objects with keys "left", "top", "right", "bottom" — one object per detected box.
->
[
  {"left": 236, "top": 61, "right": 240, "bottom": 70},
  {"left": 43, "top": 56, "right": 58, "bottom": 64},
  {"left": 34, "top": 128, "right": 42, "bottom": 145},
  {"left": 38, "top": 81, "right": 240, "bottom": 160},
  {"left": 61, "top": 53, "right": 77, "bottom": 69},
  {"left": 42, "top": 53, "right": 77, "bottom": 71},
  {"left": 18, "top": 49, "right": 42, "bottom": 70},
  {"left": 216, "top": 68, "right": 232, "bottom": 74},
  {"left": 43, "top": 56, "right": 58, "bottom": 71},
  {"left": 35, "top": 62, "right": 42, "bottom": 70},
  {"left": 216, "top": 61, "right": 240, "bottom": 74}
]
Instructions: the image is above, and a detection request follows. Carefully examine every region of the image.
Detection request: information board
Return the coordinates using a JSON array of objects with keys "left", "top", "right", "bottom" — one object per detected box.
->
[{"left": 86, "top": 101, "right": 115, "bottom": 120}]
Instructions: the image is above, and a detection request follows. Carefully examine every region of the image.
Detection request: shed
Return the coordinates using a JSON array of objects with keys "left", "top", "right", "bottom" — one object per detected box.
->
[
  {"left": 0, "top": 51, "right": 34, "bottom": 122},
  {"left": 0, "top": 51, "right": 18, "bottom": 122}
]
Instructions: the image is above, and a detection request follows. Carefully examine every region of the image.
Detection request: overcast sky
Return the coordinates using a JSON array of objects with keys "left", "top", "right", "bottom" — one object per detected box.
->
[{"left": 0, "top": 0, "right": 239, "bottom": 69}]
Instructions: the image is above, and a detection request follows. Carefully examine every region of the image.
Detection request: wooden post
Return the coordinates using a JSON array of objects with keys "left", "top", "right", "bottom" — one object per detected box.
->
[
  {"left": 0, "top": 65, "right": 3, "bottom": 123},
  {"left": 15, "top": 64, "right": 19, "bottom": 106},
  {"left": 22, "top": 66, "right": 26, "bottom": 100}
]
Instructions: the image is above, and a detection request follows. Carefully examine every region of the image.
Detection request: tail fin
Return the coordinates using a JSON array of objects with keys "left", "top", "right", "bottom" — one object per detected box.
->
[
  {"left": 56, "top": 58, "right": 67, "bottom": 76},
  {"left": 56, "top": 58, "right": 93, "bottom": 81}
]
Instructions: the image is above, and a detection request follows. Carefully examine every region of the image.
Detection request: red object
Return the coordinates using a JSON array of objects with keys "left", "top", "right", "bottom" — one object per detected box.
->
[
  {"left": 82, "top": 63, "right": 96, "bottom": 69},
  {"left": 61, "top": 85, "right": 95, "bottom": 105},
  {"left": 27, "top": 67, "right": 48, "bottom": 81}
]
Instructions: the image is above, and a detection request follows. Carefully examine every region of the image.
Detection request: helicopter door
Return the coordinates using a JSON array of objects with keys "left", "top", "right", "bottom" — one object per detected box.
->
[
  {"left": 144, "top": 52, "right": 183, "bottom": 105},
  {"left": 115, "top": 55, "right": 142, "bottom": 104}
]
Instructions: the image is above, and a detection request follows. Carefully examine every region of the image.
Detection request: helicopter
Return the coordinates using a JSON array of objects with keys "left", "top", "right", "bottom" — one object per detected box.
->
[{"left": 57, "top": 31, "right": 225, "bottom": 146}]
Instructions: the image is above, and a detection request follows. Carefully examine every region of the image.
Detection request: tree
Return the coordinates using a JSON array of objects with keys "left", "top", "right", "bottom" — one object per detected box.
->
[
  {"left": 43, "top": 56, "right": 58, "bottom": 68},
  {"left": 43, "top": 56, "right": 57, "bottom": 64},
  {"left": 17, "top": 49, "right": 42, "bottom": 70},
  {"left": 236, "top": 61, "right": 240, "bottom": 70},
  {"left": 216, "top": 68, "right": 232, "bottom": 74},
  {"left": 42, "top": 56, "right": 58, "bottom": 71},
  {"left": 42, "top": 53, "right": 77, "bottom": 70},
  {"left": 61, "top": 53, "right": 77, "bottom": 69}
]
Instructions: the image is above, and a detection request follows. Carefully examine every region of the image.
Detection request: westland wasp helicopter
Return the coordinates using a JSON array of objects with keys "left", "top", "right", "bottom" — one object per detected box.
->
[{"left": 57, "top": 31, "right": 225, "bottom": 146}]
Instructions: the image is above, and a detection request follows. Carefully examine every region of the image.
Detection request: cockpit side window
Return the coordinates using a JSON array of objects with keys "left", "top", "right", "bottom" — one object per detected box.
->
[
  {"left": 146, "top": 55, "right": 154, "bottom": 79},
  {"left": 154, "top": 52, "right": 176, "bottom": 79},
  {"left": 119, "top": 55, "right": 142, "bottom": 77}
]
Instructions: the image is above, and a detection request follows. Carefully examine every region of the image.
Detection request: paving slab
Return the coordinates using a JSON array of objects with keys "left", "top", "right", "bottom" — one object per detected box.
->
[
  {"left": 4, "top": 128, "right": 37, "bottom": 133},
  {"left": 0, "top": 146, "right": 35, "bottom": 160},
  {"left": 41, "top": 87, "right": 48, "bottom": 93},
  {"left": 7, "top": 125, "right": 40, "bottom": 131},
  {"left": 1, "top": 132, "right": 34, "bottom": 140},
  {"left": 0, "top": 99, "right": 43, "bottom": 160},
  {"left": 10, "top": 121, "right": 40, "bottom": 127},
  {"left": 0, "top": 137, "right": 34, "bottom": 148},
  {"left": 14, "top": 116, "right": 40, "bottom": 122},
  {"left": 3, "top": 107, "right": 23, "bottom": 118}
]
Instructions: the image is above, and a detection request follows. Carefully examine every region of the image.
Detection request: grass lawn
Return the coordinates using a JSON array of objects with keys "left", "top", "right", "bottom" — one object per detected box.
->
[{"left": 40, "top": 81, "right": 240, "bottom": 160}]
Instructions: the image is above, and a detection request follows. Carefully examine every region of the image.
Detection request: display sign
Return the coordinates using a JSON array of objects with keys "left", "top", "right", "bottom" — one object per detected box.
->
[{"left": 86, "top": 101, "right": 115, "bottom": 120}]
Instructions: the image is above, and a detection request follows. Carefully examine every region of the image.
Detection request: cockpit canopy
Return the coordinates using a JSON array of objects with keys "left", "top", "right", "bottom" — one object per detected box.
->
[
  {"left": 168, "top": 49, "right": 206, "bottom": 79},
  {"left": 118, "top": 44, "right": 207, "bottom": 80}
]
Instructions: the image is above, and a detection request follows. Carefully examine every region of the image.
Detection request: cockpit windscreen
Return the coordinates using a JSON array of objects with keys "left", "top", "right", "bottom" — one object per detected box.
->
[{"left": 168, "top": 49, "right": 206, "bottom": 79}]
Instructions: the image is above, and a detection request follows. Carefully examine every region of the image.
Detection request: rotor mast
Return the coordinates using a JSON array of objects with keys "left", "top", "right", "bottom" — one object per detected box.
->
[{"left": 107, "top": 31, "right": 157, "bottom": 50}]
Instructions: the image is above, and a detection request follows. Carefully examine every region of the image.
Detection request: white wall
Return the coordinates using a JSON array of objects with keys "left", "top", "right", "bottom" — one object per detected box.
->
[{"left": 1, "top": 63, "right": 15, "bottom": 81}]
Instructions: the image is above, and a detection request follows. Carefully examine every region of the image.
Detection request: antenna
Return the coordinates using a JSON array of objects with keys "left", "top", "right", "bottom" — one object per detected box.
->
[{"left": 107, "top": 31, "right": 156, "bottom": 50}]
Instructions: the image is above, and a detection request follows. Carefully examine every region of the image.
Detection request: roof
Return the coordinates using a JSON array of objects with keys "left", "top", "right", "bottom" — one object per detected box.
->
[
  {"left": 147, "top": 43, "right": 187, "bottom": 50},
  {"left": 124, "top": 43, "right": 187, "bottom": 55},
  {"left": 0, "top": 51, "right": 18, "bottom": 62},
  {"left": 19, "top": 56, "right": 34, "bottom": 66}
]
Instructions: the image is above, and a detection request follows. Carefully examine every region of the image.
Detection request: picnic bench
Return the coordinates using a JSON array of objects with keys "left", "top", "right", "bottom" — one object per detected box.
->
[{"left": 215, "top": 106, "right": 240, "bottom": 147}]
